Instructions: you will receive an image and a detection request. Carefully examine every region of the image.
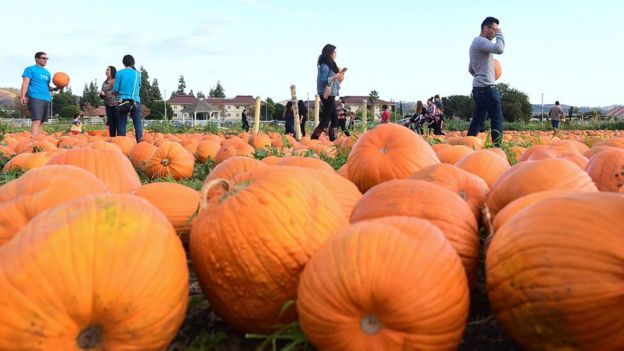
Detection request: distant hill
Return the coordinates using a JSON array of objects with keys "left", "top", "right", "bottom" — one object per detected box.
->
[
  {"left": 0, "top": 88, "right": 19, "bottom": 107},
  {"left": 530, "top": 104, "right": 615, "bottom": 115}
]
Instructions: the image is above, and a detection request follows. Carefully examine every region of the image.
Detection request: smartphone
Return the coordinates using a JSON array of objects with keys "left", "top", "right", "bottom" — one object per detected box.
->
[{"left": 341, "top": 67, "right": 348, "bottom": 73}]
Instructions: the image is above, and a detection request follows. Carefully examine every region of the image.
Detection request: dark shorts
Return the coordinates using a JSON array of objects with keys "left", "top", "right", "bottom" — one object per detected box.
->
[
  {"left": 551, "top": 119, "right": 560, "bottom": 129},
  {"left": 28, "top": 97, "right": 50, "bottom": 122}
]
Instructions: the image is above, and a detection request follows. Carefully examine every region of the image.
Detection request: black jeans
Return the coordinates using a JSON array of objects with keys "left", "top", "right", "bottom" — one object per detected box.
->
[
  {"left": 106, "top": 105, "right": 119, "bottom": 137},
  {"left": 319, "top": 96, "right": 338, "bottom": 129},
  {"left": 338, "top": 118, "right": 350, "bottom": 136},
  {"left": 468, "top": 86, "right": 503, "bottom": 146},
  {"left": 300, "top": 115, "right": 307, "bottom": 136}
]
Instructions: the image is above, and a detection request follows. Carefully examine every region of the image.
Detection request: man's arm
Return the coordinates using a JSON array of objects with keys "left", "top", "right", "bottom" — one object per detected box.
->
[
  {"left": 478, "top": 32, "right": 505, "bottom": 54},
  {"left": 20, "top": 77, "right": 30, "bottom": 105},
  {"left": 469, "top": 64, "right": 475, "bottom": 76}
]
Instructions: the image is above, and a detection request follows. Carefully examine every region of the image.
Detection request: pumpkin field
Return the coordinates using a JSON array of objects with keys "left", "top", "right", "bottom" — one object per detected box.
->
[{"left": 1, "top": 124, "right": 623, "bottom": 350}]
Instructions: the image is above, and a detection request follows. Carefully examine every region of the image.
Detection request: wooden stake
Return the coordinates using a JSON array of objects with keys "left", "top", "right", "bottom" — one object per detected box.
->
[
  {"left": 253, "top": 96, "right": 261, "bottom": 134},
  {"left": 361, "top": 99, "right": 368, "bottom": 132},
  {"left": 314, "top": 94, "right": 320, "bottom": 126},
  {"left": 290, "top": 85, "right": 302, "bottom": 141}
]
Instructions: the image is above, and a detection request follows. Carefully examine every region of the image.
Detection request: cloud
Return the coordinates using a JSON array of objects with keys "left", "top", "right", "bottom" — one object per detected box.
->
[{"left": 240, "top": 0, "right": 316, "bottom": 19}]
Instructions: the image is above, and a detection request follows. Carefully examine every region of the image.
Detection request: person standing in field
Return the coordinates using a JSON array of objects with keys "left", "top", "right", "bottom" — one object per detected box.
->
[
  {"left": 312, "top": 44, "right": 345, "bottom": 141},
  {"left": 20, "top": 51, "right": 60, "bottom": 138},
  {"left": 100, "top": 66, "right": 119, "bottom": 136},
  {"left": 113, "top": 54, "right": 142, "bottom": 143},
  {"left": 241, "top": 107, "right": 250, "bottom": 132},
  {"left": 549, "top": 100, "right": 565, "bottom": 134},
  {"left": 467, "top": 16, "right": 505, "bottom": 146},
  {"left": 297, "top": 100, "right": 308, "bottom": 137},
  {"left": 380, "top": 104, "right": 390, "bottom": 124}
]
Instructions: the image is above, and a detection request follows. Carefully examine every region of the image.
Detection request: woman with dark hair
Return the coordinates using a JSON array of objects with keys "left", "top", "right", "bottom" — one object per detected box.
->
[
  {"left": 113, "top": 54, "right": 142, "bottom": 142},
  {"left": 297, "top": 100, "right": 308, "bottom": 137},
  {"left": 283, "top": 101, "right": 295, "bottom": 135},
  {"left": 100, "top": 66, "right": 119, "bottom": 136},
  {"left": 312, "top": 44, "right": 345, "bottom": 141}
]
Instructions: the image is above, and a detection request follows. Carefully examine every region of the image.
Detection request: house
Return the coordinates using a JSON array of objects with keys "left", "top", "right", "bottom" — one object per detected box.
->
[
  {"left": 606, "top": 106, "right": 624, "bottom": 119},
  {"left": 168, "top": 95, "right": 199, "bottom": 120},
  {"left": 340, "top": 96, "right": 394, "bottom": 119},
  {"left": 167, "top": 95, "right": 257, "bottom": 122}
]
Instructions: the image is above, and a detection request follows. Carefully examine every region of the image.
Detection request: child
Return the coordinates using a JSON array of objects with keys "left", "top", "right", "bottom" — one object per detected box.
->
[{"left": 70, "top": 113, "right": 83, "bottom": 135}]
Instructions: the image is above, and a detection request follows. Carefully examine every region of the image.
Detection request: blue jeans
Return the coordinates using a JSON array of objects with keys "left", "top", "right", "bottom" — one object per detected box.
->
[
  {"left": 468, "top": 86, "right": 503, "bottom": 146},
  {"left": 118, "top": 102, "right": 143, "bottom": 143},
  {"left": 106, "top": 105, "right": 119, "bottom": 137}
]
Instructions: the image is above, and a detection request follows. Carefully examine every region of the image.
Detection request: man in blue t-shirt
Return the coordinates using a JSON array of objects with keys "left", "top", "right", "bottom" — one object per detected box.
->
[
  {"left": 20, "top": 51, "right": 59, "bottom": 138},
  {"left": 113, "top": 54, "right": 142, "bottom": 143}
]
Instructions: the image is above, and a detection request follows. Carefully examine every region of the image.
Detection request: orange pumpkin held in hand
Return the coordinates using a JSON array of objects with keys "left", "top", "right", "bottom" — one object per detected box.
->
[{"left": 53, "top": 72, "right": 70, "bottom": 88}]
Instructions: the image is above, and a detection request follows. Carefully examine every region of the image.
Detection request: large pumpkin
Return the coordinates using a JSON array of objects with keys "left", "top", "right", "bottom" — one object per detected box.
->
[
  {"left": 190, "top": 166, "right": 348, "bottom": 333},
  {"left": 128, "top": 141, "right": 157, "bottom": 169},
  {"left": 204, "top": 156, "right": 266, "bottom": 183},
  {"left": 0, "top": 194, "right": 188, "bottom": 349},
  {"left": 487, "top": 192, "right": 624, "bottom": 350},
  {"left": 274, "top": 155, "right": 335, "bottom": 173},
  {"left": 347, "top": 124, "right": 439, "bottom": 193},
  {"left": 195, "top": 139, "right": 221, "bottom": 163},
  {"left": 298, "top": 216, "right": 469, "bottom": 350},
  {"left": 410, "top": 163, "right": 489, "bottom": 221},
  {"left": 46, "top": 147, "right": 141, "bottom": 193},
  {"left": 133, "top": 182, "right": 200, "bottom": 244},
  {"left": 486, "top": 158, "right": 597, "bottom": 216},
  {"left": 585, "top": 147, "right": 624, "bottom": 192},
  {"left": 0, "top": 165, "right": 109, "bottom": 246},
  {"left": 214, "top": 140, "right": 255, "bottom": 164},
  {"left": 144, "top": 142, "right": 195, "bottom": 180},
  {"left": 455, "top": 149, "right": 510, "bottom": 188},
  {"left": 350, "top": 179, "right": 479, "bottom": 285}
]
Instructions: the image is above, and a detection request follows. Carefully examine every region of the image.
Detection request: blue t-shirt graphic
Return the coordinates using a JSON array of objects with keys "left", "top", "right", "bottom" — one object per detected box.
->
[{"left": 22, "top": 65, "right": 51, "bottom": 101}]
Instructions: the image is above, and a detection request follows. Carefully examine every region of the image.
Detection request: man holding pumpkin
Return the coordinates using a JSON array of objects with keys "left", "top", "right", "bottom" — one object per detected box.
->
[
  {"left": 20, "top": 51, "right": 60, "bottom": 138},
  {"left": 467, "top": 17, "right": 505, "bottom": 146}
]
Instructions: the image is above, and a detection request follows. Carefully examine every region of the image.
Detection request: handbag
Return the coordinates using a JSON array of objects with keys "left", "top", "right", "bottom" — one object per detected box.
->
[{"left": 118, "top": 99, "right": 135, "bottom": 115}]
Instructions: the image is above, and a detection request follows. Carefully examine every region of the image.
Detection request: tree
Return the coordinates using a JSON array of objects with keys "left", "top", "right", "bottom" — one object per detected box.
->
[
  {"left": 80, "top": 80, "right": 101, "bottom": 110},
  {"left": 209, "top": 81, "right": 226, "bottom": 98},
  {"left": 12, "top": 96, "right": 30, "bottom": 118},
  {"left": 147, "top": 100, "right": 173, "bottom": 120},
  {"left": 196, "top": 91, "right": 205, "bottom": 99},
  {"left": 273, "top": 103, "right": 285, "bottom": 121},
  {"left": 53, "top": 90, "right": 80, "bottom": 118},
  {"left": 498, "top": 83, "right": 532, "bottom": 122},
  {"left": 442, "top": 95, "right": 474, "bottom": 120},
  {"left": 150, "top": 78, "right": 162, "bottom": 102},
  {"left": 140, "top": 66, "right": 154, "bottom": 108},
  {"left": 189, "top": 89, "right": 195, "bottom": 97},
  {"left": 176, "top": 75, "right": 187, "bottom": 95},
  {"left": 265, "top": 97, "right": 275, "bottom": 121},
  {"left": 368, "top": 90, "right": 379, "bottom": 106}
]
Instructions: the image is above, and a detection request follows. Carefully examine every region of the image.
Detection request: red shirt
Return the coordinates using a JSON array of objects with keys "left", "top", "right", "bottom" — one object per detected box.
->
[{"left": 381, "top": 110, "right": 390, "bottom": 123}]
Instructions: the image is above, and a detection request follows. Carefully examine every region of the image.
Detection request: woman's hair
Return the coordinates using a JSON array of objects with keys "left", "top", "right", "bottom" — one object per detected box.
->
[
  {"left": 382, "top": 104, "right": 388, "bottom": 110},
  {"left": 297, "top": 100, "right": 307, "bottom": 114},
  {"left": 416, "top": 100, "right": 423, "bottom": 113},
  {"left": 122, "top": 54, "right": 135, "bottom": 69},
  {"left": 317, "top": 44, "right": 339, "bottom": 73},
  {"left": 284, "top": 101, "right": 293, "bottom": 118},
  {"left": 108, "top": 66, "right": 117, "bottom": 80}
]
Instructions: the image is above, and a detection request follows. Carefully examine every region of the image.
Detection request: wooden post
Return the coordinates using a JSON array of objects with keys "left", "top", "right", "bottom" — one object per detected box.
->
[
  {"left": 314, "top": 94, "right": 320, "bottom": 126},
  {"left": 361, "top": 99, "right": 368, "bottom": 132},
  {"left": 290, "top": 85, "right": 302, "bottom": 141},
  {"left": 253, "top": 96, "right": 261, "bottom": 134}
]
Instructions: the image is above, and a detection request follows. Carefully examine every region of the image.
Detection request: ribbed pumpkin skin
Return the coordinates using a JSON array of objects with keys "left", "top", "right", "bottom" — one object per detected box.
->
[
  {"left": 195, "top": 140, "right": 221, "bottom": 163},
  {"left": 347, "top": 124, "right": 440, "bottom": 193},
  {"left": 275, "top": 156, "right": 335, "bottom": 173},
  {"left": 144, "top": 142, "right": 195, "bottom": 180},
  {"left": 486, "top": 158, "right": 598, "bottom": 216},
  {"left": 190, "top": 167, "right": 348, "bottom": 333},
  {"left": 585, "top": 148, "right": 624, "bottom": 192},
  {"left": 350, "top": 179, "right": 479, "bottom": 285},
  {"left": 0, "top": 194, "right": 189, "bottom": 350},
  {"left": 129, "top": 141, "right": 157, "bottom": 169},
  {"left": 486, "top": 193, "right": 624, "bottom": 350},
  {"left": 0, "top": 165, "right": 109, "bottom": 246},
  {"left": 298, "top": 217, "right": 469, "bottom": 351},
  {"left": 455, "top": 149, "right": 510, "bottom": 188},
  {"left": 45, "top": 147, "right": 141, "bottom": 193},
  {"left": 214, "top": 141, "right": 255, "bottom": 164},
  {"left": 411, "top": 163, "right": 489, "bottom": 221},
  {"left": 204, "top": 156, "right": 266, "bottom": 182},
  {"left": 436, "top": 145, "right": 475, "bottom": 164},
  {"left": 110, "top": 136, "right": 137, "bottom": 155},
  {"left": 133, "top": 182, "right": 200, "bottom": 243}
]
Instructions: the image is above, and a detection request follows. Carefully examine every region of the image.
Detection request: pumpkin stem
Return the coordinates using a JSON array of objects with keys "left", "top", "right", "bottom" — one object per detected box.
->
[
  {"left": 161, "top": 158, "right": 170, "bottom": 166},
  {"left": 77, "top": 325, "right": 102, "bottom": 349},
  {"left": 360, "top": 315, "right": 381, "bottom": 335},
  {"left": 379, "top": 146, "right": 388, "bottom": 154},
  {"left": 200, "top": 179, "right": 230, "bottom": 210}
]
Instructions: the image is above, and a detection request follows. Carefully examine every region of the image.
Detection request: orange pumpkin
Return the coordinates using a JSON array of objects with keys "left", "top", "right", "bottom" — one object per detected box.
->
[
  {"left": 190, "top": 166, "right": 348, "bottom": 333},
  {"left": 133, "top": 182, "right": 200, "bottom": 243},
  {"left": 486, "top": 158, "right": 598, "bottom": 216},
  {"left": 350, "top": 179, "right": 479, "bottom": 285},
  {"left": 128, "top": 141, "right": 157, "bottom": 169},
  {"left": 410, "top": 163, "right": 489, "bottom": 221},
  {"left": 52, "top": 71, "right": 70, "bottom": 87},
  {"left": 0, "top": 194, "right": 188, "bottom": 349},
  {"left": 274, "top": 155, "right": 335, "bottom": 173},
  {"left": 144, "top": 142, "right": 195, "bottom": 180},
  {"left": 346, "top": 124, "right": 439, "bottom": 193},
  {"left": 204, "top": 156, "right": 266, "bottom": 183},
  {"left": 585, "top": 148, "right": 624, "bottom": 192},
  {"left": 455, "top": 149, "right": 510, "bottom": 187},
  {"left": 110, "top": 136, "right": 137, "bottom": 156},
  {"left": 487, "top": 192, "right": 624, "bottom": 350},
  {"left": 214, "top": 140, "right": 255, "bottom": 164},
  {"left": 45, "top": 147, "right": 141, "bottom": 193},
  {"left": 298, "top": 216, "right": 469, "bottom": 350},
  {"left": 447, "top": 136, "right": 484, "bottom": 150},
  {"left": 195, "top": 139, "right": 221, "bottom": 163},
  {"left": 248, "top": 133, "right": 272, "bottom": 151},
  {"left": 0, "top": 165, "right": 109, "bottom": 246},
  {"left": 436, "top": 145, "right": 475, "bottom": 164},
  {"left": 493, "top": 59, "right": 502, "bottom": 80}
]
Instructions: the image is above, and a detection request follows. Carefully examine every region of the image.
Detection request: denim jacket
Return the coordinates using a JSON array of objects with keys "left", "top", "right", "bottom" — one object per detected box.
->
[{"left": 316, "top": 63, "right": 340, "bottom": 97}]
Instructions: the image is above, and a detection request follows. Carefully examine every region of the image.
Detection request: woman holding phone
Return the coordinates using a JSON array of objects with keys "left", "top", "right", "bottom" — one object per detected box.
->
[
  {"left": 100, "top": 66, "right": 118, "bottom": 136},
  {"left": 312, "top": 44, "right": 345, "bottom": 141}
]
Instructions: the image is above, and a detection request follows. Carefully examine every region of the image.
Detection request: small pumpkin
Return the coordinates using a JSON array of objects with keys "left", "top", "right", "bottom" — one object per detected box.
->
[
  {"left": 52, "top": 71, "right": 70, "bottom": 87},
  {"left": 144, "top": 142, "right": 195, "bottom": 180}
]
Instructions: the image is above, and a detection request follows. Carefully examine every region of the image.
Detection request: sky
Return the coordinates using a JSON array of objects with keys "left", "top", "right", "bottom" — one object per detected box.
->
[{"left": 1, "top": 0, "right": 622, "bottom": 107}]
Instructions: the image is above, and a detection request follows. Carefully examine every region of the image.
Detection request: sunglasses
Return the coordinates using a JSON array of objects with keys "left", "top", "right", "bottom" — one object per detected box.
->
[{"left": 38, "top": 57, "right": 49, "bottom": 60}]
